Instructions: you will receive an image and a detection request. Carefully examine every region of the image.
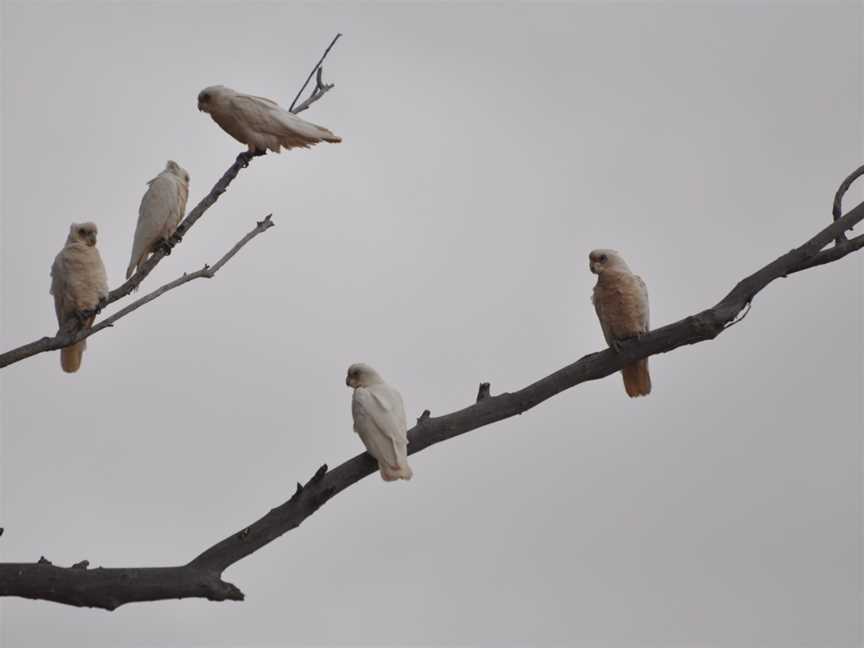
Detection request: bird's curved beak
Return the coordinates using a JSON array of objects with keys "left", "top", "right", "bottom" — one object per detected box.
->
[
  {"left": 88, "top": 234, "right": 98, "bottom": 247},
  {"left": 345, "top": 376, "right": 352, "bottom": 387}
]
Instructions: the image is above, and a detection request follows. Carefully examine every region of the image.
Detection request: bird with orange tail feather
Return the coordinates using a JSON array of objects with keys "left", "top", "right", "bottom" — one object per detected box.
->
[
  {"left": 589, "top": 249, "right": 652, "bottom": 397},
  {"left": 50, "top": 223, "right": 109, "bottom": 373}
]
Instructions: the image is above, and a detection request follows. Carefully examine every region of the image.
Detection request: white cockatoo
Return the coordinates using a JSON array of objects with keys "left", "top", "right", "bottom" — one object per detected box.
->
[
  {"left": 346, "top": 363, "right": 413, "bottom": 481},
  {"left": 50, "top": 222, "right": 109, "bottom": 373},
  {"left": 126, "top": 160, "right": 190, "bottom": 279},
  {"left": 197, "top": 85, "right": 342, "bottom": 153},
  {"left": 589, "top": 249, "right": 651, "bottom": 397}
]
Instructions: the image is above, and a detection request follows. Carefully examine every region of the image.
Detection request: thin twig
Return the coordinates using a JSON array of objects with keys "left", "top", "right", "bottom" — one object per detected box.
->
[
  {"left": 91, "top": 214, "right": 274, "bottom": 337},
  {"left": 0, "top": 216, "right": 274, "bottom": 367},
  {"left": 832, "top": 163, "right": 864, "bottom": 245},
  {"left": 289, "top": 33, "right": 342, "bottom": 113}
]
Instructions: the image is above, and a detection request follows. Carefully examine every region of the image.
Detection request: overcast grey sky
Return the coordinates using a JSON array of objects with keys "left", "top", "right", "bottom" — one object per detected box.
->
[{"left": 1, "top": 2, "right": 862, "bottom": 647}]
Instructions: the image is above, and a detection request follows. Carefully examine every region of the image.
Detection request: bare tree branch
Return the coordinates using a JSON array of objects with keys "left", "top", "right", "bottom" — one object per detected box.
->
[
  {"left": 832, "top": 162, "right": 864, "bottom": 244},
  {"left": 289, "top": 33, "right": 342, "bottom": 113},
  {"left": 1, "top": 189, "right": 860, "bottom": 610},
  {"left": 0, "top": 32, "right": 342, "bottom": 370},
  {"left": 89, "top": 215, "right": 274, "bottom": 337},
  {"left": 0, "top": 216, "right": 274, "bottom": 368}
]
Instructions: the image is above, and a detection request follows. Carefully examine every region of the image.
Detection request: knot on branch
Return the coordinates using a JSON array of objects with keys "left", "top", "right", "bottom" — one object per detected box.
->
[
  {"left": 476, "top": 382, "right": 491, "bottom": 402},
  {"left": 289, "top": 464, "right": 328, "bottom": 504},
  {"left": 417, "top": 409, "right": 431, "bottom": 424},
  {"left": 37, "top": 556, "right": 52, "bottom": 565},
  {"left": 71, "top": 560, "right": 89, "bottom": 570},
  {"left": 311, "top": 464, "right": 328, "bottom": 483}
]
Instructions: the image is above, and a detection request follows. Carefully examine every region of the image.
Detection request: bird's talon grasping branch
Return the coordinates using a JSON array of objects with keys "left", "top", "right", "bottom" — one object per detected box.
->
[{"left": 157, "top": 238, "right": 174, "bottom": 255}]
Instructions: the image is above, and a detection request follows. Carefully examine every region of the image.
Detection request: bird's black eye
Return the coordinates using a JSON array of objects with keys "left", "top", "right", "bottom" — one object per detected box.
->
[
  {"left": 78, "top": 228, "right": 87, "bottom": 235},
  {"left": 599, "top": 254, "right": 607, "bottom": 262},
  {"left": 201, "top": 93, "right": 210, "bottom": 102}
]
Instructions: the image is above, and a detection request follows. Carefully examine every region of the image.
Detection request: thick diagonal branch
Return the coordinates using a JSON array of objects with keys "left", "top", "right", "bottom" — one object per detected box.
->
[{"left": 1, "top": 195, "right": 860, "bottom": 610}]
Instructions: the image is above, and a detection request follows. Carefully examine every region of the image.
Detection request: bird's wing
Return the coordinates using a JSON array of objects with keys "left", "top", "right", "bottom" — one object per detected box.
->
[
  {"left": 49, "top": 253, "right": 68, "bottom": 325},
  {"left": 353, "top": 386, "right": 407, "bottom": 467},
  {"left": 229, "top": 93, "right": 337, "bottom": 142},
  {"left": 128, "top": 175, "right": 180, "bottom": 274},
  {"left": 368, "top": 383, "right": 409, "bottom": 445},
  {"left": 592, "top": 288, "right": 615, "bottom": 346},
  {"left": 635, "top": 274, "right": 650, "bottom": 330}
]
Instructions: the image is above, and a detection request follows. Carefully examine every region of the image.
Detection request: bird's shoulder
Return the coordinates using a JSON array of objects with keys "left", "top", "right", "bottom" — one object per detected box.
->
[{"left": 230, "top": 92, "right": 281, "bottom": 112}]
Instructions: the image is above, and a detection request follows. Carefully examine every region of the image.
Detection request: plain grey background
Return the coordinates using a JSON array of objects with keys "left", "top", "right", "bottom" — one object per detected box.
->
[{"left": 1, "top": 2, "right": 862, "bottom": 647}]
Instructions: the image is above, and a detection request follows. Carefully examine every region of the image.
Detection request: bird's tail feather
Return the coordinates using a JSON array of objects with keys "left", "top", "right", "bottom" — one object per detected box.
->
[
  {"left": 61, "top": 340, "right": 86, "bottom": 373},
  {"left": 622, "top": 358, "right": 651, "bottom": 397},
  {"left": 380, "top": 462, "right": 413, "bottom": 482},
  {"left": 318, "top": 128, "right": 341, "bottom": 143}
]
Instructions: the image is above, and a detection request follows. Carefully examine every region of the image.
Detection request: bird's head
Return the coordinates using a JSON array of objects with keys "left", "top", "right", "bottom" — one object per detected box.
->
[
  {"left": 346, "top": 363, "right": 382, "bottom": 388},
  {"left": 197, "top": 85, "right": 226, "bottom": 113},
  {"left": 68, "top": 222, "right": 99, "bottom": 247},
  {"left": 165, "top": 160, "right": 190, "bottom": 184},
  {"left": 589, "top": 249, "right": 629, "bottom": 274}
]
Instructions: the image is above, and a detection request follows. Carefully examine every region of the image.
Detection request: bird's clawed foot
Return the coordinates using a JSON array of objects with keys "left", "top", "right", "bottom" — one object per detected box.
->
[
  {"left": 610, "top": 333, "right": 646, "bottom": 353},
  {"left": 157, "top": 234, "right": 181, "bottom": 255},
  {"left": 240, "top": 148, "right": 266, "bottom": 167},
  {"left": 75, "top": 308, "right": 94, "bottom": 325},
  {"left": 95, "top": 295, "right": 109, "bottom": 315}
]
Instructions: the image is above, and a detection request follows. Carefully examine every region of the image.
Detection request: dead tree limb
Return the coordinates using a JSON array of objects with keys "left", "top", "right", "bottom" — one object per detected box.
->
[
  {"left": 0, "top": 35, "right": 341, "bottom": 370},
  {"left": 1, "top": 178, "right": 861, "bottom": 610},
  {"left": 290, "top": 33, "right": 342, "bottom": 113},
  {"left": 86, "top": 215, "right": 274, "bottom": 340},
  {"left": 0, "top": 216, "right": 274, "bottom": 368}
]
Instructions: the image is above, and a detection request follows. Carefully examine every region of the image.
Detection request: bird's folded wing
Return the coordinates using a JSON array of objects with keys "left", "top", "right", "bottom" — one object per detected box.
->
[
  {"left": 635, "top": 275, "right": 650, "bottom": 329},
  {"left": 230, "top": 93, "right": 335, "bottom": 142},
  {"left": 130, "top": 175, "right": 179, "bottom": 265},
  {"left": 354, "top": 387, "right": 407, "bottom": 465},
  {"left": 49, "top": 255, "right": 67, "bottom": 323}
]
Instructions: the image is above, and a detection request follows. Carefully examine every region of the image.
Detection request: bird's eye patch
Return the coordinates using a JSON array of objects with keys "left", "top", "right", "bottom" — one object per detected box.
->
[
  {"left": 599, "top": 254, "right": 607, "bottom": 262},
  {"left": 78, "top": 228, "right": 87, "bottom": 235}
]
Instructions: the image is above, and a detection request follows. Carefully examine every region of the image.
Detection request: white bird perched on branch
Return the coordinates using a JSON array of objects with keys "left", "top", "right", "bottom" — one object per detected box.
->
[
  {"left": 197, "top": 85, "right": 341, "bottom": 153},
  {"left": 346, "top": 363, "right": 413, "bottom": 481},
  {"left": 50, "top": 223, "right": 109, "bottom": 373},
  {"left": 589, "top": 249, "right": 652, "bottom": 397},
  {"left": 126, "top": 160, "right": 190, "bottom": 279}
]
